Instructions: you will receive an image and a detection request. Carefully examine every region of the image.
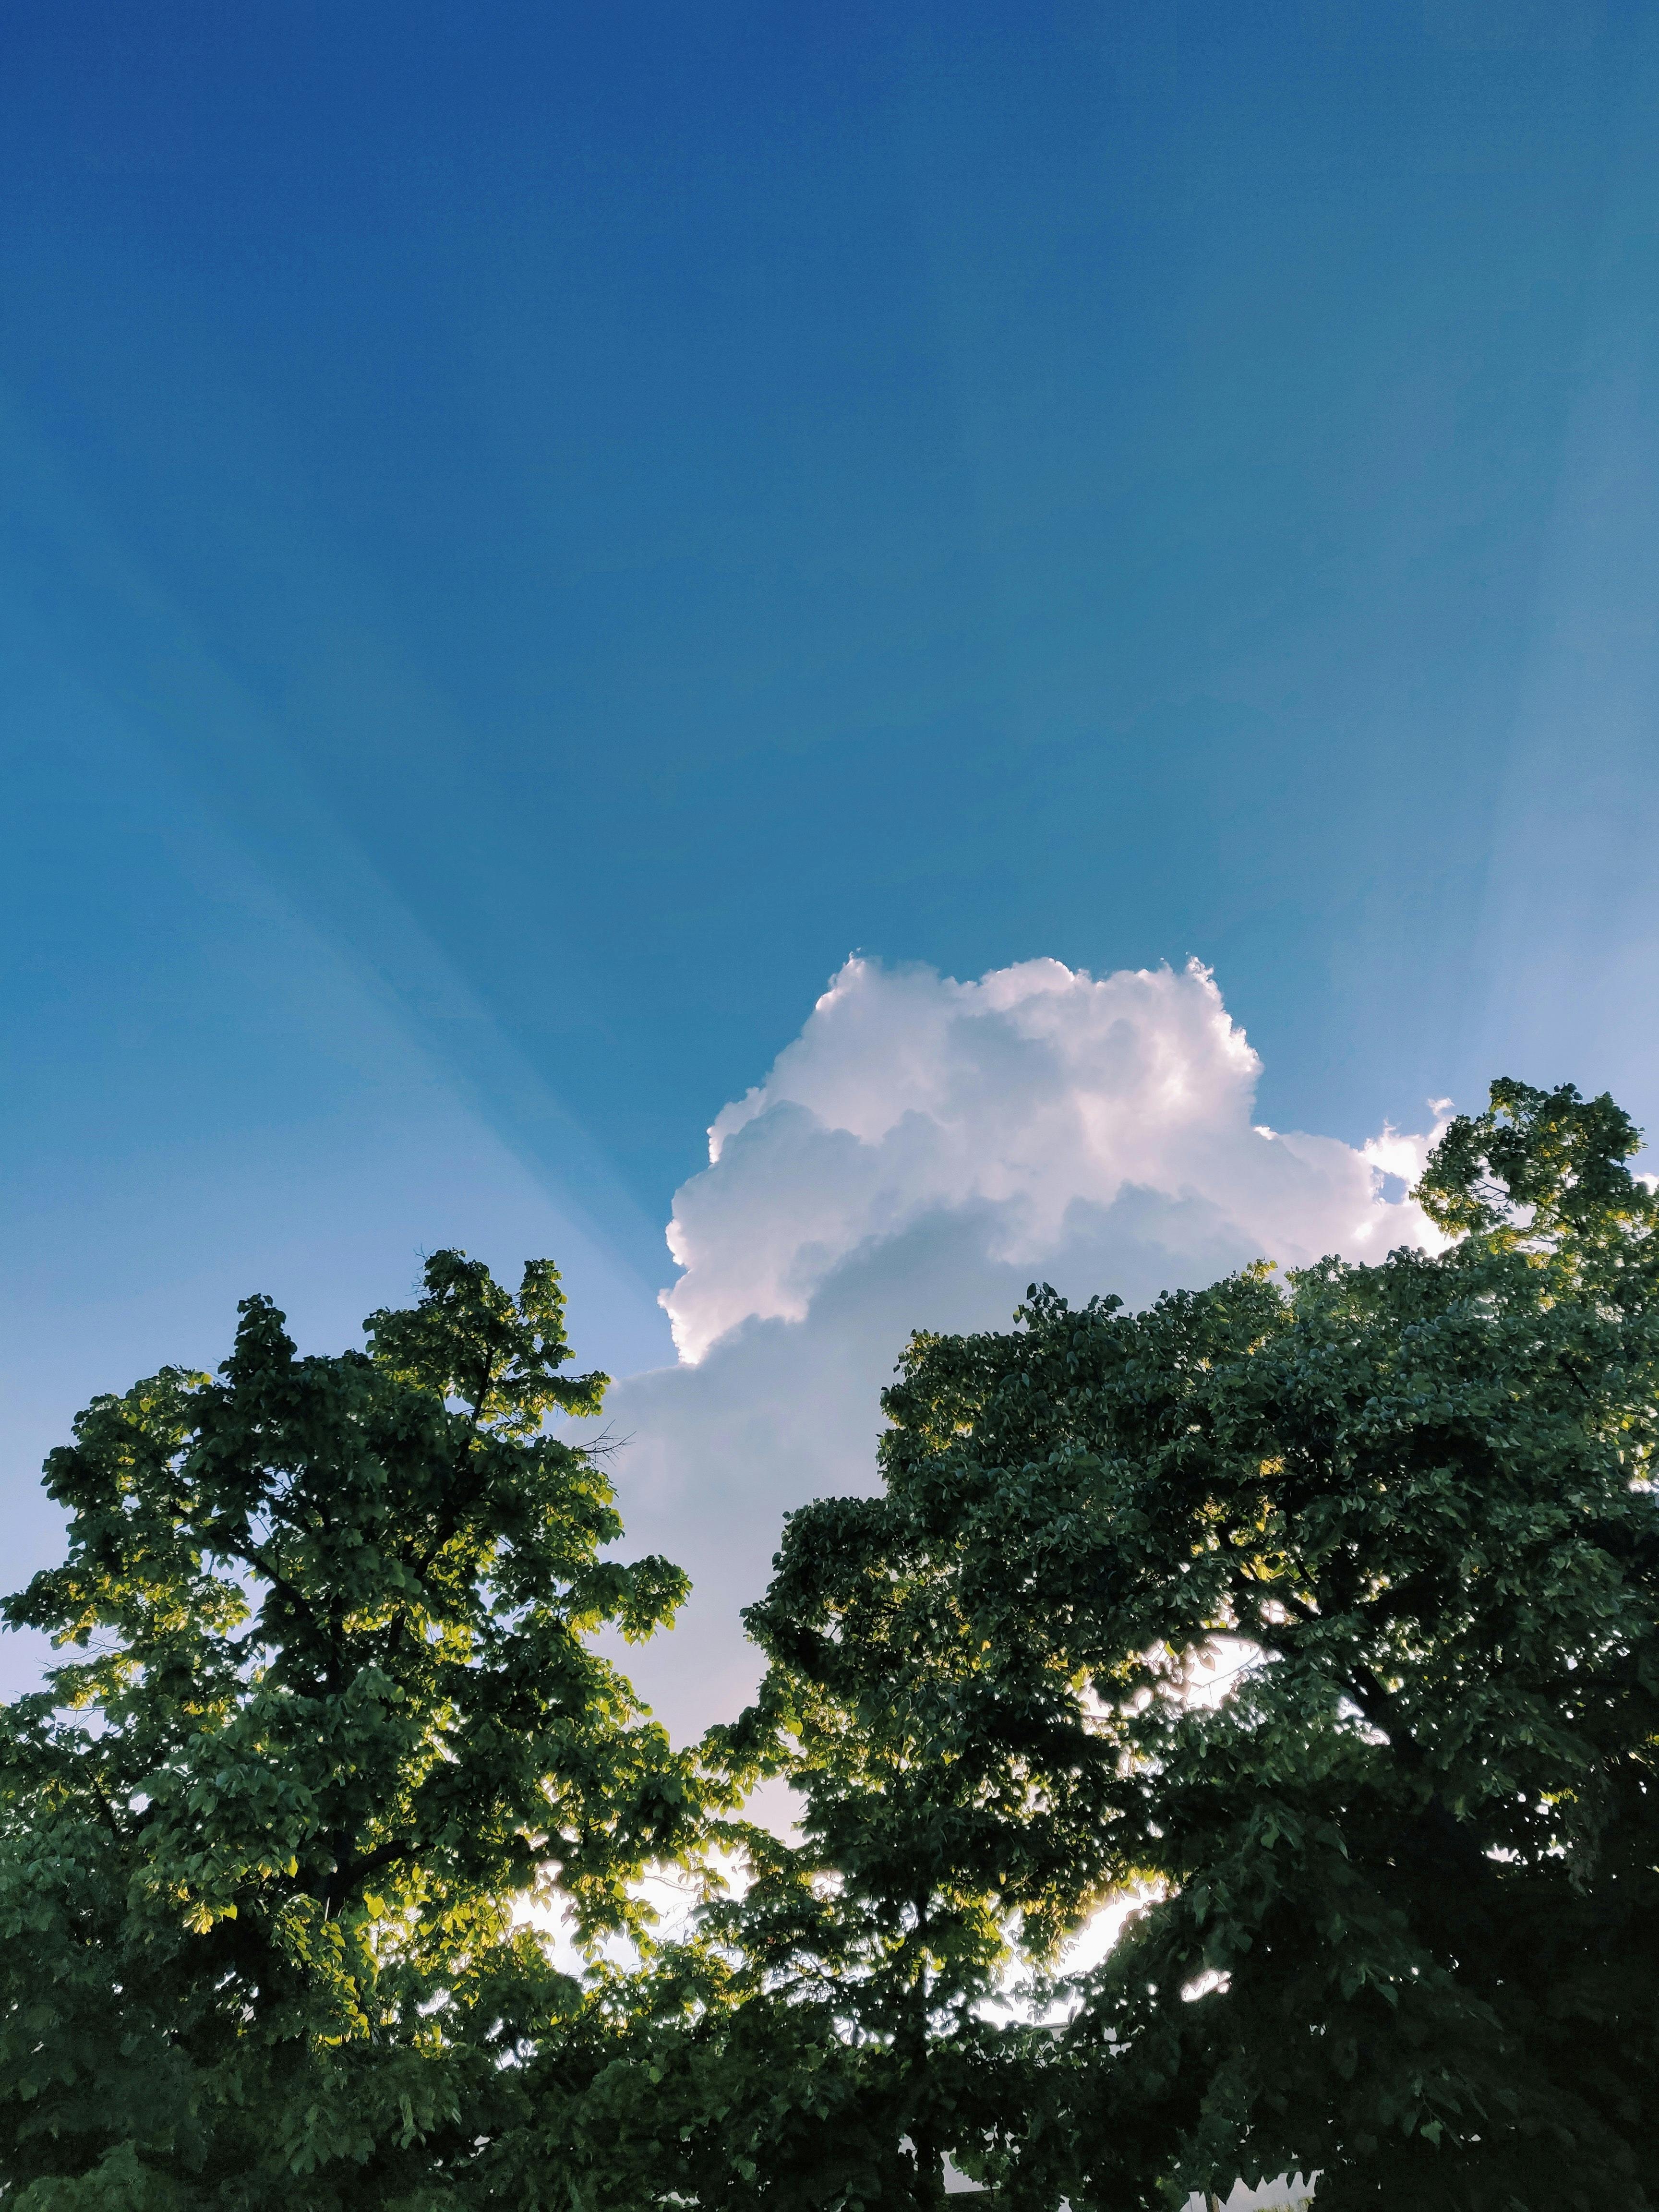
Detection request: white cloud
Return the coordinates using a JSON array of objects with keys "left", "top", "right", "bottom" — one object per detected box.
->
[{"left": 599, "top": 957, "right": 1448, "bottom": 1743}]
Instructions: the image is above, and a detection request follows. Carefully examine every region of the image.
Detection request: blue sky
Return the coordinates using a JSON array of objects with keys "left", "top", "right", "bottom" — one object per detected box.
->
[{"left": 5, "top": 0, "right": 1658, "bottom": 1695}]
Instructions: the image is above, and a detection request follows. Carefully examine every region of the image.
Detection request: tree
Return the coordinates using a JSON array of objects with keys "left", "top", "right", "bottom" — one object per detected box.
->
[
  {"left": 471, "top": 1620, "right": 1050, "bottom": 2212},
  {"left": 12, "top": 1084, "right": 1659, "bottom": 2210},
  {"left": 476, "top": 1391, "right": 1085, "bottom": 2207},
  {"left": 673, "top": 1499, "right": 1094, "bottom": 2211},
  {"left": 0, "top": 1251, "right": 699, "bottom": 2210},
  {"left": 742, "top": 1082, "right": 1659, "bottom": 2210}
]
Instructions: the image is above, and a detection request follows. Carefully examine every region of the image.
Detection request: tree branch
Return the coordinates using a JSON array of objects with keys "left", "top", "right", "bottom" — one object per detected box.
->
[{"left": 318, "top": 1836, "right": 416, "bottom": 1913}]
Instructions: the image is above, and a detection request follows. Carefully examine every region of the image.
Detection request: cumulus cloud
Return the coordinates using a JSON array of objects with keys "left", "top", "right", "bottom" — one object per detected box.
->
[{"left": 598, "top": 957, "right": 1448, "bottom": 1742}]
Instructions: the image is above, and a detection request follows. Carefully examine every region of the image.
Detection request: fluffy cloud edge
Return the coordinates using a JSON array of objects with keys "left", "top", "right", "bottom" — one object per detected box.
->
[
  {"left": 587, "top": 956, "right": 1454, "bottom": 1744},
  {"left": 660, "top": 955, "right": 1448, "bottom": 1364}
]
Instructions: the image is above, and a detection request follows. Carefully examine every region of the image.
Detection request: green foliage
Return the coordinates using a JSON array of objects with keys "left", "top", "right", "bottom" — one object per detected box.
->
[
  {"left": 730, "top": 1081, "right": 1659, "bottom": 2210},
  {"left": 679, "top": 1497, "right": 1093, "bottom": 2208},
  {"left": 474, "top": 1870, "right": 1063, "bottom": 2212},
  {"left": 0, "top": 1252, "right": 698, "bottom": 2209},
  {"left": 7, "top": 1084, "right": 1658, "bottom": 2211},
  {"left": 485, "top": 1943, "right": 940, "bottom": 2210}
]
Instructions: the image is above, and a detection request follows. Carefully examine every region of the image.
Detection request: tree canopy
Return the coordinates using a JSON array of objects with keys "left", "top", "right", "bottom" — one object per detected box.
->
[
  {"left": 728, "top": 1079, "right": 1659, "bottom": 2209},
  {"left": 4, "top": 1082, "right": 1657, "bottom": 2211},
  {"left": 0, "top": 1252, "right": 699, "bottom": 2209}
]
